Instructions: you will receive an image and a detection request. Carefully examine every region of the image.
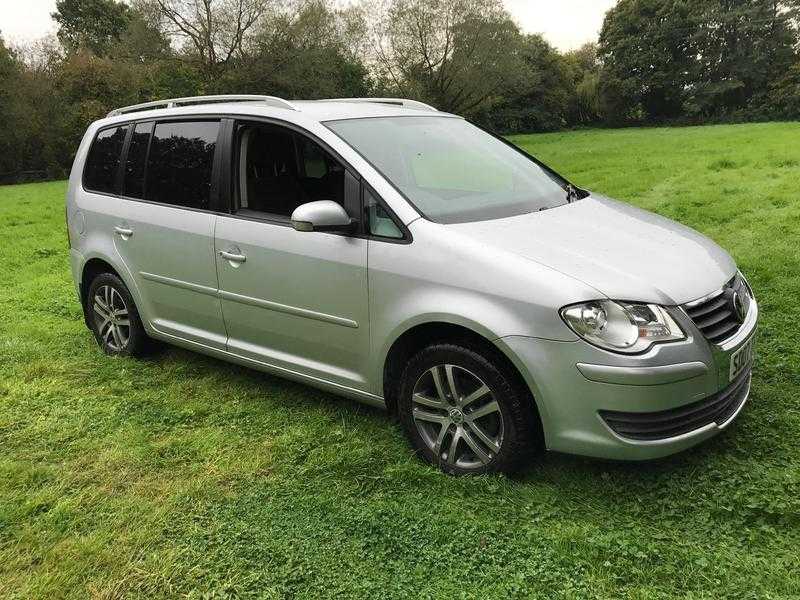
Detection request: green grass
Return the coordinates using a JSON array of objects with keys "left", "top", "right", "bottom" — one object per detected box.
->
[{"left": 1, "top": 122, "right": 799, "bottom": 599}]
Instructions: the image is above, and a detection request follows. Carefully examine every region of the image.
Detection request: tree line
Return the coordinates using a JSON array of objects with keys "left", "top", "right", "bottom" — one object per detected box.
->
[{"left": 0, "top": 0, "right": 798, "bottom": 182}]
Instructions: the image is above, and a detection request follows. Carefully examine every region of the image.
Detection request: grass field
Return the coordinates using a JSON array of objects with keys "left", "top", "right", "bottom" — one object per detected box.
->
[{"left": 1, "top": 122, "right": 799, "bottom": 599}]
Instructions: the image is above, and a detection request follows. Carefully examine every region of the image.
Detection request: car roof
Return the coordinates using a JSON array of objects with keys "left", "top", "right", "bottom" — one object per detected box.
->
[{"left": 97, "top": 97, "right": 458, "bottom": 129}]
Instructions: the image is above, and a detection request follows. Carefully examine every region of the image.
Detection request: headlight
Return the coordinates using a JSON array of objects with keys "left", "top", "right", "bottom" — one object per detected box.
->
[
  {"left": 738, "top": 270, "right": 755, "bottom": 301},
  {"left": 560, "top": 300, "right": 685, "bottom": 354}
]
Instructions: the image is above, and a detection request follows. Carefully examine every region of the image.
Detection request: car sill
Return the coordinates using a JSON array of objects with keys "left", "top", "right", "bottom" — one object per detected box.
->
[{"left": 149, "top": 326, "right": 385, "bottom": 409}]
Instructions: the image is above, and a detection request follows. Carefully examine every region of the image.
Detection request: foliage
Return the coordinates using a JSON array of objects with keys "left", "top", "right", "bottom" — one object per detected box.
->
[
  {"left": 52, "top": 0, "right": 133, "bottom": 55},
  {"left": 0, "top": 37, "right": 20, "bottom": 177},
  {"left": 599, "top": 0, "right": 698, "bottom": 121},
  {"left": 476, "top": 34, "right": 574, "bottom": 133},
  {"left": 215, "top": 0, "right": 372, "bottom": 98},
  {"left": 689, "top": 0, "right": 799, "bottom": 117},
  {"left": 599, "top": 0, "right": 800, "bottom": 122},
  {"left": 110, "top": 7, "right": 173, "bottom": 62},
  {"left": 563, "top": 43, "right": 602, "bottom": 125},
  {"left": 769, "top": 61, "right": 800, "bottom": 118},
  {"left": 150, "top": 0, "right": 274, "bottom": 80},
  {"left": 1, "top": 123, "right": 800, "bottom": 597},
  {"left": 3, "top": 0, "right": 800, "bottom": 180},
  {"left": 366, "top": 0, "right": 523, "bottom": 114}
]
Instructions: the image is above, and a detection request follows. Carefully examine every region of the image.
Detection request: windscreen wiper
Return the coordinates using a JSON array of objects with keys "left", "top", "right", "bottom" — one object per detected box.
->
[{"left": 566, "top": 185, "right": 581, "bottom": 203}]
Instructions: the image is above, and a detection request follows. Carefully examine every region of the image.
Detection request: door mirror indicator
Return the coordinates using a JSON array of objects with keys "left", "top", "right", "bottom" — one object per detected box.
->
[{"left": 291, "top": 200, "right": 355, "bottom": 233}]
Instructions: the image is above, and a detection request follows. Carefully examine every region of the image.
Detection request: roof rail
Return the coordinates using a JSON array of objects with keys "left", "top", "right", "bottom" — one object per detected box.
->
[
  {"left": 107, "top": 95, "right": 298, "bottom": 117},
  {"left": 320, "top": 97, "right": 438, "bottom": 112}
]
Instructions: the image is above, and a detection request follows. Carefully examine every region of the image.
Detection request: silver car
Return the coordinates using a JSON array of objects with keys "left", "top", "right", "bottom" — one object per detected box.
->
[{"left": 66, "top": 95, "right": 758, "bottom": 475}]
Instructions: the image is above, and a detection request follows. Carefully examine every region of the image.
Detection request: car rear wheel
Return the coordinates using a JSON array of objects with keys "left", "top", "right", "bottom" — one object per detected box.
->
[
  {"left": 87, "top": 273, "right": 149, "bottom": 357},
  {"left": 398, "top": 343, "right": 540, "bottom": 475}
]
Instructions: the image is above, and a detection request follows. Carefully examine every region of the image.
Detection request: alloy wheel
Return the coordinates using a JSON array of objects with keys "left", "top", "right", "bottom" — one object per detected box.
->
[
  {"left": 412, "top": 364, "right": 504, "bottom": 471},
  {"left": 92, "top": 285, "right": 130, "bottom": 352}
]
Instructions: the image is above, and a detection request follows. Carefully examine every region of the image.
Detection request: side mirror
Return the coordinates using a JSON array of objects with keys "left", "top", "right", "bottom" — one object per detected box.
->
[{"left": 291, "top": 200, "right": 355, "bottom": 233}]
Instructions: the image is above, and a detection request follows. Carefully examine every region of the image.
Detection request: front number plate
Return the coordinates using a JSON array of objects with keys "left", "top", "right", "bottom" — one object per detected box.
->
[{"left": 729, "top": 337, "right": 754, "bottom": 381}]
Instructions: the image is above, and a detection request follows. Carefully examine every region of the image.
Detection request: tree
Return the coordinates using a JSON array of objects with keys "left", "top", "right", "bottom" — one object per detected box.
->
[
  {"left": 598, "top": 0, "right": 800, "bottom": 122},
  {"left": 218, "top": 0, "right": 370, "bottom": 98},
  {"left": 53, "top": 0, "right": 132, "bottom": 55},
  {"left": 108, "top": 2, "right": 205, "bottom": 104},
  {"left": 563, "top": 43, "right": 602, "bottom": 124},
  {"left": 110, "top": 1, "right": 173, "bottom": 63},
  {"left": 599, "top": 0, "right": 698, "bottom": 122},
  {"left": 150, "top": 0, "right": 274, "bottom": 79},
  {"left": 4, "top": 36, "right": 75, "bottom": 178},
  {"left": 479, "top": 34, "right": 574, "bottom": 132},
  {"left": 0, "top": 36, "right": 20, "bottom": 177},
  {"left": 364, "top": 0, "right": 523, "bottom": 115},
  {"left": 688, "top": 0, "right": 800, "bottom": 117},
  {"left": 769, "top": 60, "right": 800, "bottom": 118}
]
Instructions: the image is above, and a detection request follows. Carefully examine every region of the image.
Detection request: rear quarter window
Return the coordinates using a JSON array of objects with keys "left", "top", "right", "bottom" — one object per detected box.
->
[{"left": 83, "top": 126, "right": 128, "bottom": 194}]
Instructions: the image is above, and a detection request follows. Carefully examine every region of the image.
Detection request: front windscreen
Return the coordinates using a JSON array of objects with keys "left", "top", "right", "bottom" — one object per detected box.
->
[{"left": 326, "top": 116, "right": 568, "bottom": 224}]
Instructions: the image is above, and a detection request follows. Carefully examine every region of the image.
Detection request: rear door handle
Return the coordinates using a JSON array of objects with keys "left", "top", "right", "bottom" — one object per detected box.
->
[
  {"left": 114, "top": 226, "right": 133, "bottom": 238},
  {"left": 219, "top": 250, "right": 247, "bottom": 264}
]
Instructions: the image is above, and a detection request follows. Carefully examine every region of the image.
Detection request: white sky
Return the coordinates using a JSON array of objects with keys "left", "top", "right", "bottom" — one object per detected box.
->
[
  {"left": 0, "top": 0, "right": 617, "bottom": 51},
  {"left": 503, "top": 0, "right": 616, "bottom": 51}
]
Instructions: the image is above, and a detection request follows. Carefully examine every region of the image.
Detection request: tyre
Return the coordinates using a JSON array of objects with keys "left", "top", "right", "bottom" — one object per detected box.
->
[
  {"left": 398, "top": 342, "right": 541, "bottom": 475},
  {"left": 86, "top": 272, "right": 150, "bottom": 357}
]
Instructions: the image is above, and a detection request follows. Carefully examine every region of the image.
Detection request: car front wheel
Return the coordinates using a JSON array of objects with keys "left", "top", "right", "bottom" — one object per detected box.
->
[{"left": 398, "top": 343, "right": 540, "bottom": 475}]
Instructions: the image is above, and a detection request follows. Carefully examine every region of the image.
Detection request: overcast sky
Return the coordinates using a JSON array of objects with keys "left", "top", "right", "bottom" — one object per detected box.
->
[{"left": 0, "top": 0, "right": 617, "bottom": 51}]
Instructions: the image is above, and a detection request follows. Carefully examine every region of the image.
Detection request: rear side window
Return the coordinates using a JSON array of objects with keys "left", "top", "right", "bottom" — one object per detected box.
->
[
  {"left": 84, "top": 126, "right": 128, "bottom": 194},
  {"left": 123, "top": 122, "right": 153, "bottom": 199},
  {"left": 145, "top": 121, "right": 219, "bottom": 209}
]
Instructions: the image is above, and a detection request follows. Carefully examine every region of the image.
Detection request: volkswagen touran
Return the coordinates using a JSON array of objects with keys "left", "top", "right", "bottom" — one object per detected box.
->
[{"left": 66, "top": 95, "right": 758, "bottom": 474}]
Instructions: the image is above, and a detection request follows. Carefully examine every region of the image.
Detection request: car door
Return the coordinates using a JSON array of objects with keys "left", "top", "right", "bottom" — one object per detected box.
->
[
  {"left": 214, "top": 120, "right": 370, "bottom": 390},
  {"left": 109, "top": 119, "right": 227, "bottom": 349}
]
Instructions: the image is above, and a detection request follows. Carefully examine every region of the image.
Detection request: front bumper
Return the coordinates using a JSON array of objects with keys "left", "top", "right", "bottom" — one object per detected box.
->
[{"left": 498, "top": 299, "right": 758, "bottom": 461}]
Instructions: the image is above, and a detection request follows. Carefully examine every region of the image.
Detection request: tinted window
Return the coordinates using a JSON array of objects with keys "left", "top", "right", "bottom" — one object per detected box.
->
[
  {"left": 84, "top": 126, "right": 128, "bottom": 193},
  {"left": 123, "top": 122, "right": 153, "bottom": 199},
  {"left": 299, "top": 137, "right": 329, "bottom": 178},
  {"left": 236, "top": 124, "right": 346, "bottom": 218},
  {"left": 146, "top": 121, "right": 219, "bottom": 209}
]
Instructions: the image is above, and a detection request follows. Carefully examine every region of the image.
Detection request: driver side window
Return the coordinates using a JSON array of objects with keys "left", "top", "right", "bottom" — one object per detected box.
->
[{"left": 235, "top": 122, "right": 348, "bottom": 220}]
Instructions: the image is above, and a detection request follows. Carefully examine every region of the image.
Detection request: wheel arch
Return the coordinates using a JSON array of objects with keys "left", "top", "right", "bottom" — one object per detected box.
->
[
  {"left": 380, "top": 319, "right": 545, "bottom": 435},
  {"left": 80, "top": 258, "right": 121, "bottom": 324},
  {"left": 79, "top": 254, "right": 145, "bottom": 329}
]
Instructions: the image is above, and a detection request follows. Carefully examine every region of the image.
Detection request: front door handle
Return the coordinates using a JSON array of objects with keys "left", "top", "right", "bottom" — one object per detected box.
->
[
  {"left": 219, "top": 250, "right": 247, "bottom": 264},
  {"left": 114, "top": 226, "right": 133, "bottom": 238}
]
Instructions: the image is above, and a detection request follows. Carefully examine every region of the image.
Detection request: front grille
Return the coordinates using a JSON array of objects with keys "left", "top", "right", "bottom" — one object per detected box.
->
[
  {"left": 683, "top": 275, "right": 751, "bottom": 344},
  {"left": 600, "top": 367, "right": 751, "bottom": 441}
]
